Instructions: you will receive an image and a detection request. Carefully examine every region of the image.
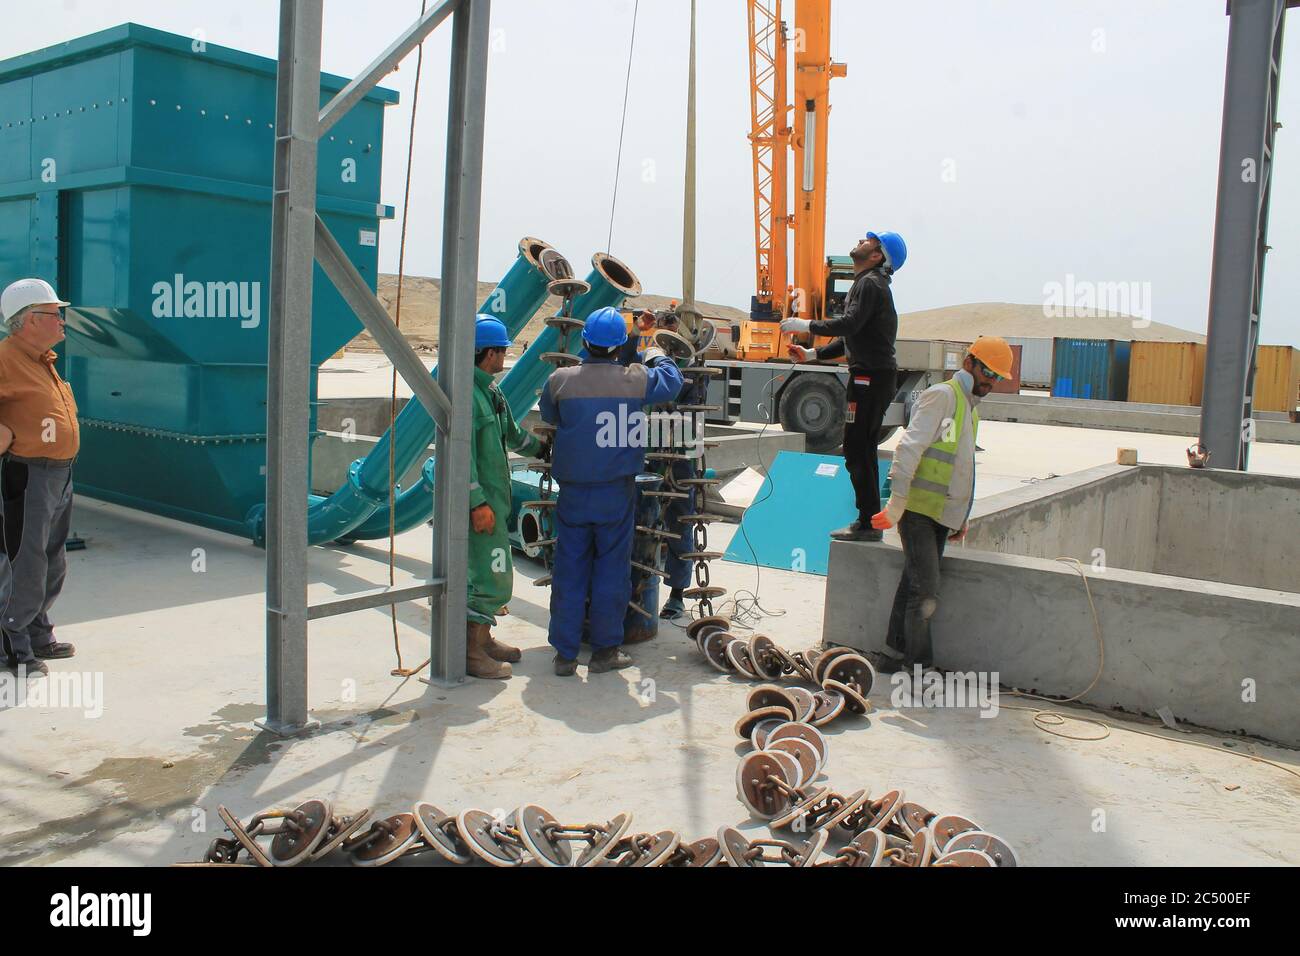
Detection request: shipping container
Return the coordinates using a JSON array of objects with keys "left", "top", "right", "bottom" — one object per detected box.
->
[
  {"left": 1127, "top": 342, "right": 1206, "bottom": 407},
  {"left": 1003, "top": 336, "right": 1053, "bottom": 388},
  {"left": 1254, "top": 345, "right": 1300, "bottom": 416},
  {"left": 1051, "top": 338, "right": 1130, "bottom": 400}
]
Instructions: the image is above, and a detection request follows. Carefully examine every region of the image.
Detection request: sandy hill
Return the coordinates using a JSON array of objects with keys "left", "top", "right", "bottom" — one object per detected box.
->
[
  {"left": 354, "top": 274, "right": 749, "bottom": 357},
  {"left": 899, "top": 302, "right": 1206, "bottom": 344}
]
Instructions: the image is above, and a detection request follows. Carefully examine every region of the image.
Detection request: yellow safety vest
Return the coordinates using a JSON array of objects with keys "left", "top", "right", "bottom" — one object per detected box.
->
[{"left": 905, "top": 379, "right": 979, "bottom": 522}]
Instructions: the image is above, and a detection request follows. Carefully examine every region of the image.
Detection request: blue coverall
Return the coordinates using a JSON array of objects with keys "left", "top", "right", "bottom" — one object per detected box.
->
[{"left": 539, "top": 354, "right": 684, "bottom": 660}]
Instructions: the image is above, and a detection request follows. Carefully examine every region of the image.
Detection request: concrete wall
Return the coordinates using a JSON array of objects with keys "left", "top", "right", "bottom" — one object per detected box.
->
[{"left": 823, "top": 540, "right": 1300, "bottom": 747}]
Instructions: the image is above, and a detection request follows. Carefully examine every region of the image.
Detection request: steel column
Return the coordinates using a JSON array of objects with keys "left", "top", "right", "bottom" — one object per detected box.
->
[
  {"left": 1200, "top": 0, "right": 1290, "bottom": 470},
  {"left": 426, "top": 0, "right": 490, "bottom": 685},
  {"left": 261, "top": 0, "right": 323, "bottom": 736}
]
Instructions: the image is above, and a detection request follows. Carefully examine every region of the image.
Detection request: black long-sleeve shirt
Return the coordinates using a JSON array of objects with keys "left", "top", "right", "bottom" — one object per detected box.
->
[{"left": 810, "top": 267, "right": 897, "bottom": 370}]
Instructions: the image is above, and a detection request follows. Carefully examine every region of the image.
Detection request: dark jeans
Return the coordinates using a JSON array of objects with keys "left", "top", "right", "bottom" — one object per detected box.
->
[
  {"left": 885, "top": 511, "right": 950, "bottom": 666},
  {"left": 843, "top": 368, "right": 896, "bottom": 524}
]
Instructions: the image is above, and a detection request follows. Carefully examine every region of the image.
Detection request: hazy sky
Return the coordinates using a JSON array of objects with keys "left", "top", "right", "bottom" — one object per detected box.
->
[{"left": 8, "top": 0, "right": 1299, "bottom": 345}]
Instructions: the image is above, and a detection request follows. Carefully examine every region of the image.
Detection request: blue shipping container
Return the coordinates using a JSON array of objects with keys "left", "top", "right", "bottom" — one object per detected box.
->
[{"left": 1051, "top": 338, "right": 1131, "bottom": 401}]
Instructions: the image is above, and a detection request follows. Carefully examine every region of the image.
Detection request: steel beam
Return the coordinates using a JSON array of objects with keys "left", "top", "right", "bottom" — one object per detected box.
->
[
  {"left": 425, "top": 0, "right": 490, "bottom": 685},
  {"left": 313, "top": 213, "right": 454, "bottom": 432},
  {"left": 308, "top": 581, "right": 446, "bottom": 621},
  {"left": 1200, "top": 0, "right": 1289, "bottom": 470},
  {"left": 318, "top": 0, "right": 460, "bottom": 135},
  {"left": 261, "top": 0, "right": 323, "bottom": 737}
]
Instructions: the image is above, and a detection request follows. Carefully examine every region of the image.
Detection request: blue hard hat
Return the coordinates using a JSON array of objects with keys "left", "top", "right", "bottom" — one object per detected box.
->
[
  {"left": 866, "top": 230, "right": 908, "bottom": 273},
  {"left": 474, "top": 314, "right": 511, "bottom": 349},
  {"left": 582, "top": 306, "right": 629, "bottom": 348}
]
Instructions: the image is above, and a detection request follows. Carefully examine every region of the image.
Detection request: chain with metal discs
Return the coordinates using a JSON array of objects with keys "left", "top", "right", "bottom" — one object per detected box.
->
[{"left": 526, "top": 273, "right": 590, "bottom": 589}]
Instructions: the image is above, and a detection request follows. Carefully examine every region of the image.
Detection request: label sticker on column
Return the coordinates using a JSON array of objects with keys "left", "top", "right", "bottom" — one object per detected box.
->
[
  {"left": 815, "top": 463, "right": 839, "bottom": 477},
  {"left": 359, "top": 229, "right": 377, "bottom": 247}
]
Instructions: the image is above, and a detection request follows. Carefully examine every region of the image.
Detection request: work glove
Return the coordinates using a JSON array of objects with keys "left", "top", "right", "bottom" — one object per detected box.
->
[
  {"left": 643, "top": 346, "right": 669, "bottom": 366},
  {"left": 471, "top": 503, "right": 496, "bottom": 535},
  {"left": 788, "top": 344, "right": 816, "bottom": 363},
  {"left": 948, "top": 522, "right": 969, "bottom": 543},
  {"left": 780, "top": 318, "right": 812, "bottom": 334},
  {"left": 537, "top": 436, "right": 553, "bottom": 461},
  {"left": 871, "top": 496, "right": 907, "bottom": 531}
]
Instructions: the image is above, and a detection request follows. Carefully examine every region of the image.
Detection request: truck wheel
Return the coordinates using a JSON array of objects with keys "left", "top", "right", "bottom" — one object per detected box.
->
[
  {"left": 779, "top": 374, "right": 845, "bottom": 453},
  {"left": 877, "top": 426, "right": 897, "bottom": 445}
]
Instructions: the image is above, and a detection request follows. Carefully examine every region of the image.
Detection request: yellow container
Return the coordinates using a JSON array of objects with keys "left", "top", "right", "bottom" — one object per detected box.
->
[
  {"left": 1126, "top": 341, "right": 1206, "bottom": 407},
  {"left": 1254, "top": 345, "right": 1300, "bottom": 415}
]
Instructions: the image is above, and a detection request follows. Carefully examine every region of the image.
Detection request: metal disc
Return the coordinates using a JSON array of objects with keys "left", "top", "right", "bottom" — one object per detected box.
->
[
  {"left": 930, "top": 813, "right": 981, "bottom": 853},
  {"left": 862, "top": 789, "right": 904, "bottom": 832},
  {"left": 823, "top": 677, "right": 871, "bottom": 716},
  {"left": 933, "top": 848, "right": 996, "bottom": 868},
  {"left": 746, "top": 683, "right": 798, "bottom": 715},
  {"left": 413, "top": 802, "right": 473, "bottom": 865},
  {"left": 793, "top": 829, "right": 829, "bottom": 867},
  {"left": 765, "top": 721, "right": 828, "bottom": 770},
  {"left": 809, "top": 687, "right": 846, "bottom": 726},
  {"left": 725, "top": 639, "right": 760, "bottom": 679},
  {"left": 456, "top": 809, "right": 523, "bottom": 868},
  {"left": 216, "top": 806, "right": 272, "bottom": 867},
  {"left": 770, "top": 786, "right": 832, "bottom": 830},
  {"left": 823, "top": 652, "right": 876, "bottom": 697},
  {"left": 311, "top": 809, "right": 373, "bottom": 862},
  {"left": 909, "top": 827, "right": 936, "bottom": 867},
  {"left": 764, "top": 748, "right": 804, "bottom": 790},
  {"left": 749, "top": 716, "right": 787, "bottom": 751},
  {"left": 816, "top": 789, "right": 870, "bottom": 832},
  {"left": 687, "top": 614, "right": 731, "bottom": 645},
  {"left": 735, "top": 751, "right": 791, "bottom": 819},
  {"left": 735, "top": 705, "right": 796, "bottom": 740},
  {"left": 630, "top": 830, "right": 682, "bottom": 867},
  {"left": 694, "top": 624, "right": 725, "bottom": 654},
  {"left": 748, "top": 634, "right": 785, "bottom": 680},
  {"left": 673, "top": 837, "right": 723, "bottom": 868},
  {"left": 766, "top": 736, "right": 820, "bottom": 787},
  {"left": 268, "top": 798, "right": 332, "bottom": 867},
  {"left": 943, "top": 831, "right": 1019, "bottom": 867},
  {"left": 717, "top": 826, "right": 761, "bottom": 868},
  {"left": 812, "top": 646, "right": 857, "bottom": 684},
  {"left": 785, "top": 686, "right": 818, "bottom": 723},
  {"left": 350, "top": 813, "right": 420, "bottom": 867},
  {"left": 702, "top": 630, "right": 734, "bottom": 673},
  {"left": 575, "top": 813, "right": 634, "bottom": 868},
  {"left": 514, "top": 804, "right": 574, "bottom": 867},
  {"left": 897, "top": 802, "right": 936, "bottom": 840},
  {"left": 849, "top": 828, "right": 887, "bottom": 867}
]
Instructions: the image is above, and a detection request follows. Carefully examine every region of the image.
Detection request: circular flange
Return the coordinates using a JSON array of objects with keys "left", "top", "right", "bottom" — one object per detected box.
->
[
  {"left": 702, "top": 630, "right": 734, "bottom": 673},
  {"left": 848, "top": 828, "right": 887, "bottom": 867},
  {"left": 350, "top": 813, "right": 420, "bottom": 867},
  {"left": 765, "top": 721, "right": 828, "bottom": 771},
  {"left": 746, "top": 684, "right": 798, "bottom": 715},
  {"left": 414, "top": 803, "right": 473, "bottom": 865},
  {"left": 268, "top": 799, "right": 332, "bottom": 866},
  {"left": 216, "top": 806, "right": 272, "bottom": 867},
  {"left": 725, "top": 639, "right": 760, "bottom": 680},
  {"left": 653, "top": 328, "right": 696, "bottom": 364},
  {"left": 861, "top": 789, "right": 904, "bottom": 833},
  {"left": 748, "top": 634, "right": 785, "bottom": 681},
  {"left": 763, "top": 748, "right": 804, "bottom": 790},
  {"left": 793, "top": 829, "right": 829, "bottom": 867},
  {"left": 515, "top": 804, "right": 573, "bottom": 868},
  {"left": 575, "top": 813, "right": 634, "bottom": 868},
  {"left": 628, "top": 830, "right": 682, "bottom": 867},
  {"left": 785, "top": 686, "right": 818, "bottom": 723},
  {"left": 735, "top": 751, "right": 791, "bottom": 819},
  {"left": 816, "top": 789, "right": 870, "bottom": 832},
  {"left": 546, "top": 277, "right": 591, "bottom": 299},
  {"left": 812, "top": 646, "right": 857, "bottom": 685},
  {"left": 822, "top": 653, "right": 877, "bottom": 698},
  {"left": 897, "top": 802, "right": 936, "bottom": 840},
  {"left": 909, "top": 826, "right": 936, "bottom": 867},
  {"left": 943, "top": 831, "right": 1019, "bottom": 867},
  {"left": 933, "top": 848, "right": 997, "bottom": 867},
  {"left": 823, "top": 677, "right": 871, "bottom": 716},
  {"left": 930, "top": 813, "right": 981, "bottom": 854},
  {"left": 672, "top": 837, "right": 723, "bottom": 868},
  {"left": 766, "top": 736, "right": 820, "bottom": 788},
  {"left": 809, "top": 687, "right": 846, "bottom": 726},
  {"left": 735, "top": 705, "right": 795, "bottom": 740},
  {"left": 770, "top": 786, "right": 832, "bottom": 830},
  {"left": 312, "top": 808, "right": 373, "bottom": 862},
  {"left": 456, "top": 809, "right": 524, "bottom": 868},
  {"left": 693, "top": 624, "right": 726, "bottom": 655},
  {"left": 687, "top": 614, "right": 731, "bottom": 646},
  {"left": 717, "top": 826, "right": 760, "bottom": 867},
  {"left": 749, "top": 716, "right": 787, "bottom": 752}
]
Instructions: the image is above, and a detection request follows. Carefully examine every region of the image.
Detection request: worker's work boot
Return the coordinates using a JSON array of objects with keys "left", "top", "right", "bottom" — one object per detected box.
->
[
  {"left": 481, "top": 628, "right": 522, "bottom": 664},
  {"left": 466, "top": 623, "right": 511, "bottom": 679},
  {"left": 554, "top": 655, "right": 578, "bottom": 677},
  {"left": 830, "top": 520, "right": 883, "bottom": 543},
  {"left": 588, "top": 647, "right": 633, "bottom": 673}
]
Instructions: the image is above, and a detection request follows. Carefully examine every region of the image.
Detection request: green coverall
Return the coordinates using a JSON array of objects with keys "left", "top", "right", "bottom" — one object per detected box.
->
[{"left": 468, "top": 365, "right": 541, "bottom": 625}]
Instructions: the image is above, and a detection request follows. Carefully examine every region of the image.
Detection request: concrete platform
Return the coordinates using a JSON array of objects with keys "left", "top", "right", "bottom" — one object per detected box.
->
[{"left": 3, "top": 477, "right": 1298, "bottom": 866}]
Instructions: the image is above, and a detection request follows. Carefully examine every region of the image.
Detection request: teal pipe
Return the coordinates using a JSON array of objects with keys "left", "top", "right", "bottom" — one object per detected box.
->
[
  {"left": 247, "top": 238, "right": 561, "bottom": 546},
  {"left": 342, "top": 253, "right": 641, "bottom": 541}
]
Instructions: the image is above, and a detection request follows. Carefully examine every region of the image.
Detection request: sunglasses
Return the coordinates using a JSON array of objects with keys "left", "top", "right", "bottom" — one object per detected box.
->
[{"left": 973, "top": 359, "right": 1004, "bottom": 382}]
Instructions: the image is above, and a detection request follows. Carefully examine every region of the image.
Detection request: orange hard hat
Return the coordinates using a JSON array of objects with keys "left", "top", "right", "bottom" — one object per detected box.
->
[{"left": 968, "top": 336, "right": 1014, "bottom": 379}]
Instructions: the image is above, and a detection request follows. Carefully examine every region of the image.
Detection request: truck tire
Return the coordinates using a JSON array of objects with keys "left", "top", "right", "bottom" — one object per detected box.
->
[
  {"left": 877, "top": 426, "right": 898, "bottom": 445},
  {"left": 779, "top": 373, "right": 845, "bottom": 453}
]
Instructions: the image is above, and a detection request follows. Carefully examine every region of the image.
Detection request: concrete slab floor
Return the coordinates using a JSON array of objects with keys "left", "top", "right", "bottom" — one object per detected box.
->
[{"left": 2, "top": 487, "right": 1297, "bottom": 867}]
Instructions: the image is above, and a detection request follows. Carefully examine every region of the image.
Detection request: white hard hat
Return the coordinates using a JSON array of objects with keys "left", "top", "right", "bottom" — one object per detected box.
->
[{"left": 2, "top": 278, "right": 69, "bottom": 323}]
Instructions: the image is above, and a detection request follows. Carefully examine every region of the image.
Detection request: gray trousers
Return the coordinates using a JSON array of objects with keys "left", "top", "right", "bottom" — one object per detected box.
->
[
  {"left": 885, "top": 511, "right": 950, "bottom": 666},
  {"left": 1, "top": 461, "right": 73, "bottom": 663}
]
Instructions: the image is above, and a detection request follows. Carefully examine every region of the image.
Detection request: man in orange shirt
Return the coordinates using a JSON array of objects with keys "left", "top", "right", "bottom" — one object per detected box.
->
[{"left": 0, "top": 279, "right": 81, "bottom": 679}]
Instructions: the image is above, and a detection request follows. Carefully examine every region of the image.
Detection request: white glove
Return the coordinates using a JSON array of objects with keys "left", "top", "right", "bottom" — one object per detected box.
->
[
  {"left": 642, "top": 346, "right": 668, "bottom": 365},
  {"left": 789, "top": 345, "right": 816, "bottom": 362},
  {"left": 780, "top": 318, "right": 812, "bottom": 334}
]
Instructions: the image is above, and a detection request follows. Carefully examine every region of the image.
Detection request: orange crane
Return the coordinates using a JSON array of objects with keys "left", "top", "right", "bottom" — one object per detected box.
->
[{"left": 740, "top": 0, "right": 847, "bottom": 361}]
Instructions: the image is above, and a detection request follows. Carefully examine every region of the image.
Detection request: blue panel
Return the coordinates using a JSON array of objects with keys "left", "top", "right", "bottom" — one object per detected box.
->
[{"left": 723, "top": 451, "right": 891, "bottom": 577}]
